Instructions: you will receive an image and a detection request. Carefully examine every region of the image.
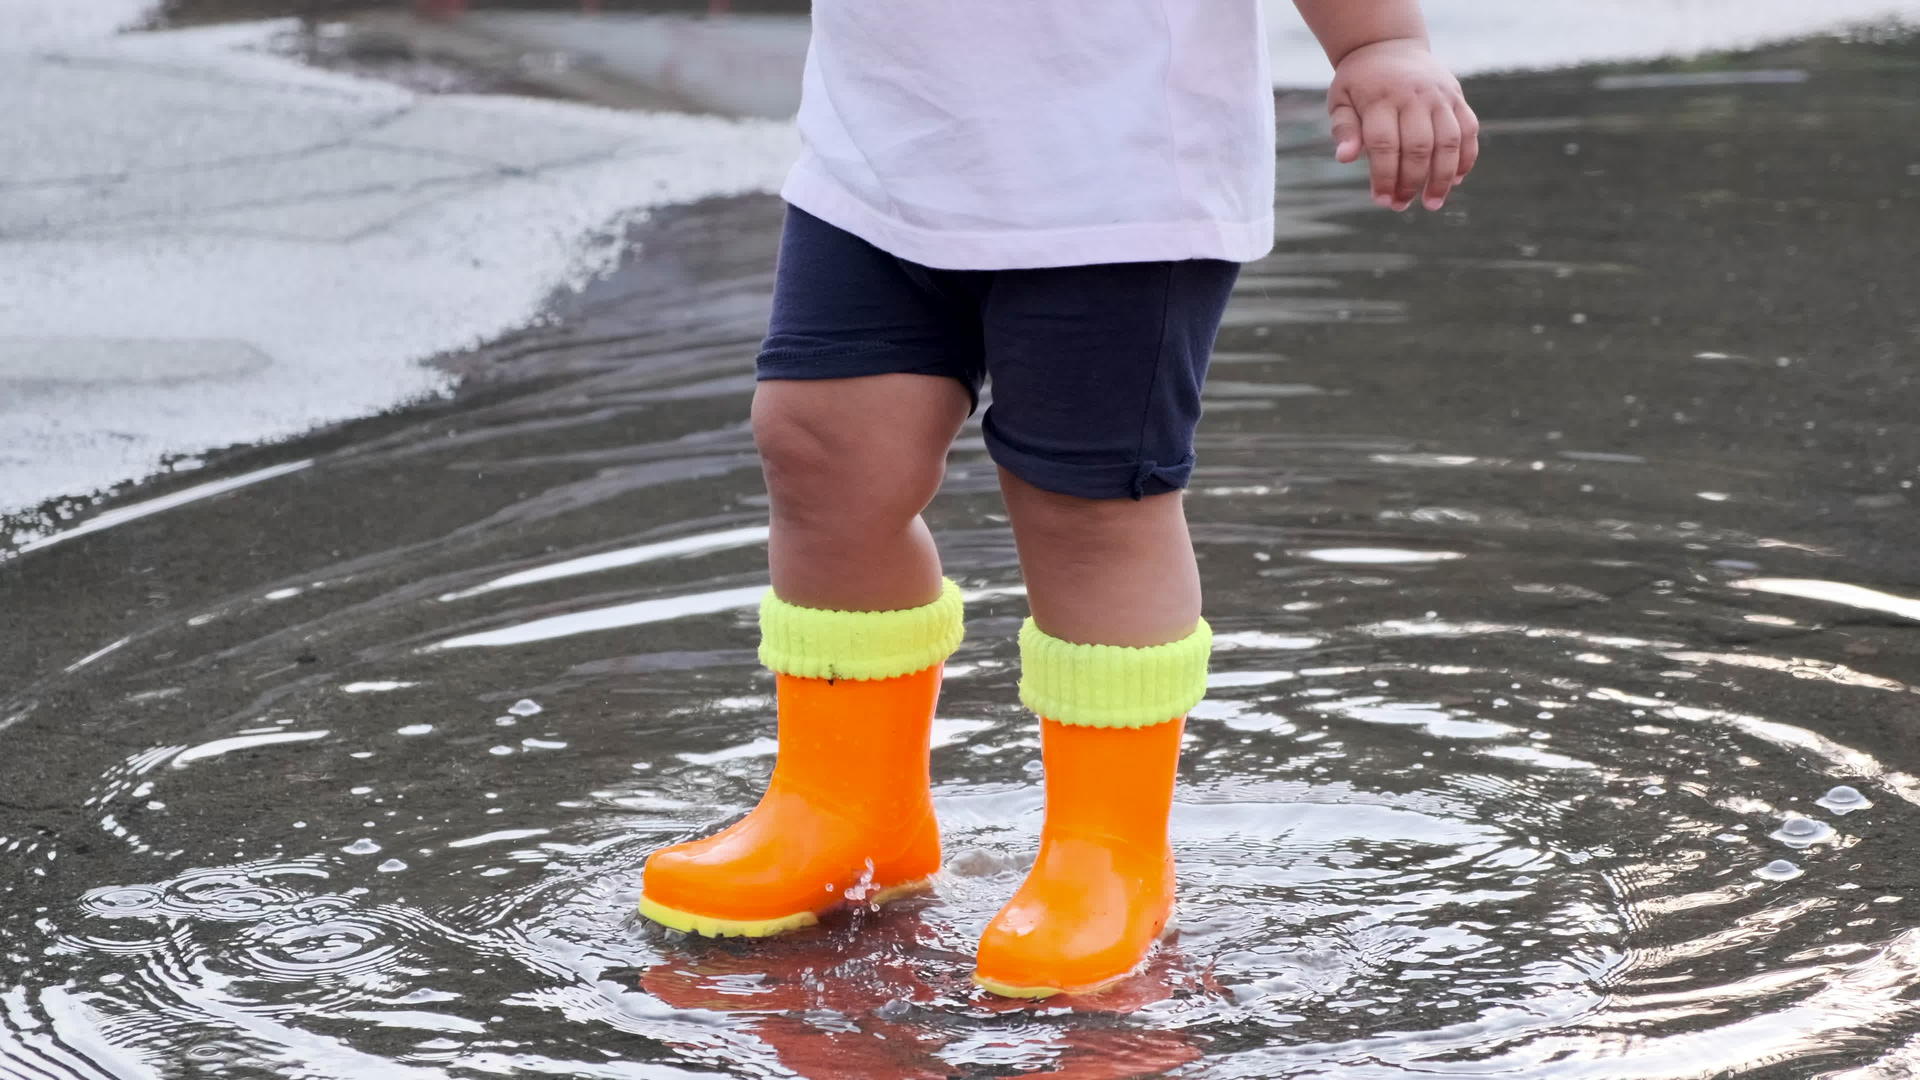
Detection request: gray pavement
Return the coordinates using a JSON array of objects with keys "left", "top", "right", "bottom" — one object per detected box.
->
[{"left": 0, "top": 11, "right": 793, "bottom": 531}]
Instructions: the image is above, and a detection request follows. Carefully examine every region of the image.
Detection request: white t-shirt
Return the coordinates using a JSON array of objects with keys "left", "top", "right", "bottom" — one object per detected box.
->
[{"left": 782, "top": 0, "right": 1277, "bottom": 271}]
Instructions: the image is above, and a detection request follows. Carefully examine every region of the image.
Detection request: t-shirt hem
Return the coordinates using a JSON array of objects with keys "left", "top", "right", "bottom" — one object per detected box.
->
[{"left": 782, "top": 161, "right": 1276, "bottom": 271}]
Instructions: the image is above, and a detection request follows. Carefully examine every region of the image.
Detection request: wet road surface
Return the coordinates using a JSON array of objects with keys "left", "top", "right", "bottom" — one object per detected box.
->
[{"left": 4, "top": 29, "right": 1920, "bottom": 1080}]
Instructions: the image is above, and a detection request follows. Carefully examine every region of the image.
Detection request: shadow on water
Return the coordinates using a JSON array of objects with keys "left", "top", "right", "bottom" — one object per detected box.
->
[{"left": 4, "top": 29, "right": 1920, "bottom": 1080}]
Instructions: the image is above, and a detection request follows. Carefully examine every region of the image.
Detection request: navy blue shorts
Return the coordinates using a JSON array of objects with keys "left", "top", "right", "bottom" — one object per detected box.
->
[{"left": 755, "top": 206, "right": 1239, "bottom": 500}]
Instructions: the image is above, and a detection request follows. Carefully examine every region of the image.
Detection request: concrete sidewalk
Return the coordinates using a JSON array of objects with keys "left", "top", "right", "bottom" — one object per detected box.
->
[
  {"left": 346, "top": 9, "right": 809, "bottom": 117},
  {"left": 0, "top": 14, "right": 795, "bottom": 530}
]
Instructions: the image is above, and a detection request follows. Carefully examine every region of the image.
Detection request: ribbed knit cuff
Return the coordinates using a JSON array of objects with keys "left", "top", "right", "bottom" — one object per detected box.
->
[
  {"left": 1018, "top": 618, "right": 1211, "bottom": 729},
  {"left": 758, "top": 579, "right": 965, "bottom": 681}
]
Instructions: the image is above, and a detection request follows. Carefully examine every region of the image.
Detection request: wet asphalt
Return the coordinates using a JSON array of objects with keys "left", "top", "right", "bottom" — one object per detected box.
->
[{"left": 3, "top": 24, "right": 1920, "bottom": 1080}]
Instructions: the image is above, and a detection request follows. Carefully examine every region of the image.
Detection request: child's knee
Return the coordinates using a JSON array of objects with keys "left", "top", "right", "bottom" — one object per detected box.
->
[
  {"left": 753, "top": 394, "right": 946, "bottom": 530},
  {"left": 752, "top": 397, "right": 836, "bottom": 492}
]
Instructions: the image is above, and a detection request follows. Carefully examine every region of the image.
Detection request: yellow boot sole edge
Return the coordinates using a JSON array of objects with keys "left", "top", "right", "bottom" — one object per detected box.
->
[
  {"left": 637, "top": 879, "right": 931, "bottom": 939},
  {"left": 972, "top": 970, "right": 1132, "bottom": 1000},
  {"left": 973, "top": 921, "right": 1174, "bottom": 1000}
]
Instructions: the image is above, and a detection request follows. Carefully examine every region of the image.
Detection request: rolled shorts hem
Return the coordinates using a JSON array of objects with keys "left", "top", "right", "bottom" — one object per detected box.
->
[{"left": 984, "top": 428, "right": 1196, "bottom": 502}]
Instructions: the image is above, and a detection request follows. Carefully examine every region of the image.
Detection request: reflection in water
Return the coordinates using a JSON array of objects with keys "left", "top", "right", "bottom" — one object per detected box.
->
[
  {"left": 438, "top": 524, "right": 772, "bottom": 602},
  {"left": 9, "top": 459, "right": 312, "bottom": 555},
  {"left": 1731, "top": 578, "right": 1920, "bottom": 624},
  {"left": 428, "top": 584, "right": 767, "bottom": 649},
  {"left": 4, "top": 30, "right": 1920, "bottom": 1080}
]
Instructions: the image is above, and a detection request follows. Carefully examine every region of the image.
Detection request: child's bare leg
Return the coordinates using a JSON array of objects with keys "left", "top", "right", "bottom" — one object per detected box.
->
[
  {"left": 638, "top": 371, "right": 971, "bottom": 937},
  {"left": 996, "top": 470, "right": 1200, "bottom": 646},
  {"left": 753, "top": 374, "right": 970, "bottom": 611},
  {"left": 975, "top": 469, "right": 1207, "bottom": 997}
]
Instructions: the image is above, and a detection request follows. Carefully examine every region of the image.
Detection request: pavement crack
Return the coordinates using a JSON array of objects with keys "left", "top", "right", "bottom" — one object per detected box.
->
[
  {"left": 11, "top": 171, "right": 506, "bottom": 242},
  {"left": 35, "top": 48, "right": 383, "bottom": 104},
  {"left": 0, "top": 105, "right": 420, "bottom": 193}
]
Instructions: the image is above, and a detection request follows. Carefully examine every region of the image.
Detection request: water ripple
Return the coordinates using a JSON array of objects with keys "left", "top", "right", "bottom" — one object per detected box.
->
[{"left": 6, "top": 45, "right": 1920, "bottom": 1078}]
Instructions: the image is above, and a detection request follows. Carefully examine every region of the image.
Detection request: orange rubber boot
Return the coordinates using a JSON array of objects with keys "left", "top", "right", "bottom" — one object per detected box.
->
[
  {"left": 974, "top": 716, "right": 1185, "bottom": 997},
  {"left": 974, "top": 616, "right": 1209, "bottom": 998},
  {"left": 640, "top": 669, "right": 942, "bottom": 935},
  {"left": 640, "top": 580, "right": 964, "bottom": 937}
]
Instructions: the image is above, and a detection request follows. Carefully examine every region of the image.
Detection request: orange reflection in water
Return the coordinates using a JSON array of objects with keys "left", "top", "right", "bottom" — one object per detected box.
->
[{"left": 635, "top": 907, "right": 1204, "bottom": 1079}]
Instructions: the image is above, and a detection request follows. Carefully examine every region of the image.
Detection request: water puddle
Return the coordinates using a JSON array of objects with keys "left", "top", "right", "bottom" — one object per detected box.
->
[{"left": 5, "top": 30, "right": 1920, "bottom": 1080}]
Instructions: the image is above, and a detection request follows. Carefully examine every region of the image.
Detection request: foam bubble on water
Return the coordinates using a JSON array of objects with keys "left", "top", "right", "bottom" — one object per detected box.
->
[
  {"left": 1755, "top": 859, "right": 1804, "bottom": 882},
  {"left": 1769, "top": 815, "right": 1836, "bottom": 848},
  {"left": 396, "top": 724, "right": 433, "bottom": 736},
  {"left": 1816, "top": 785, "right": 1872, "bottom": 814},
  {"left": 508, "top": 699, "right": 543, "bottom": 717},
  {"left": 341, "top": 838, "right": 381, "bottom": 855},
  {"left": 376, "top": 859, "right": 408, "bottom": 873}
]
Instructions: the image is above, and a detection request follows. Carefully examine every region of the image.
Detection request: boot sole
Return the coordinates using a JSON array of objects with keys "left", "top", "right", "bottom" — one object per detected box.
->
[
  {"left": 972, "top": 971, "right": 1125, "bottom": 1000},
  {"left": 638, "top": 878, "right": 931, "bottom": 938}
]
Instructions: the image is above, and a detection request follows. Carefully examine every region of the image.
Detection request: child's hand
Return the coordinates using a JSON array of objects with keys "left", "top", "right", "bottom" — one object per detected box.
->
[{"left": 1327, "top": 38, "right": 1479, "bottom": 212}]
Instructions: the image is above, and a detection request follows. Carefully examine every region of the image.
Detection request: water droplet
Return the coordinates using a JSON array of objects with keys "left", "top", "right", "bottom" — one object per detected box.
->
[
  {"left": 395, "top": 724, "right": 433, "bottom": 736},
  {"left": 1815, "top": 785, "right": 1871, "bottom": 815},
  {"left": 1754, "top": 860, "right": 1803, "bottom": 881},
  {"left": 1769, "top": 815, "right": 1835, "bottom": 848},
  {"left": 341, "top": 838, "right": 381, "bottom": 855},
  {"left": 843, "top": 859, "right": 877, "bottom": 902},
  {"left": 489, "top": 746, "right": 514, "bottom": 756},
  {"left": 376, "top": 859, "right": 407, "bottom": 873},
  {"left": 508, "top": 699, "right": 542, "bottom": 716}
]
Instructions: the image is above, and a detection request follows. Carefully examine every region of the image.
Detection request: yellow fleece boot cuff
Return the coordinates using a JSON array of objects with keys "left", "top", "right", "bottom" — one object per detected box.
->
[
  {"left": 758, "top": 579, "right": 965, "bottom": 681},
  {"left": 1018, "top": 618, "right": 1212, "bottom": 729}
]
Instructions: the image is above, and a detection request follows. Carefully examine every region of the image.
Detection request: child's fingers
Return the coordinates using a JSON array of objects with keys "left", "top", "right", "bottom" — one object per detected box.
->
[
  {"left": 1453, "top": 100, "right": 1481, "bottom": 182},
  {"left": 1361, "top": 101, "right": 1400, "bottom": 208},
  {"left": 1393, "top": 104, "right": 1434, "bottom": 212},
  {"left": 1424, "top": 106, "right": 1462, "bottom": 210},
  {"left": 1329, "top": 102, "right": 1363, "bottom": 163}
]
